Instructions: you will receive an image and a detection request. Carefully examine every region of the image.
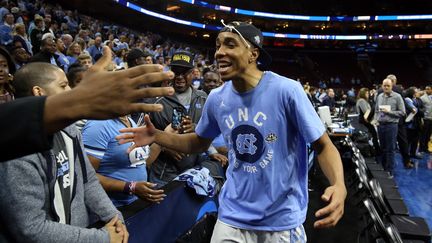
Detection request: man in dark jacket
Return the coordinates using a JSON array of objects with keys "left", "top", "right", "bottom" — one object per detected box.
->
[
  {"left": 29, "top": 37, "right": 63, "bottom": 69},
  {"left": 149, "top": 51, "right": 224, "bottom": 185}
]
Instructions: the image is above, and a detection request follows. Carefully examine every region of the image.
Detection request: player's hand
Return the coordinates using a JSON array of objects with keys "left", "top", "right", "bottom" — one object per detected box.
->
[
  {"left": 314, "top": 183, "right": 347, "bottom": 229},
  {"left": 117, "top": 115, "right": 157, "bottom": 153}
]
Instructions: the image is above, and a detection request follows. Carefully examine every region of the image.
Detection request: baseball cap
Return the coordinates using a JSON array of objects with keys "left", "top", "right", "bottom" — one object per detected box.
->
[
  {"left": 170, "top": 51, "right": 194, "bottom": 69},
  {"left": 219, "top": 20, "right": 272, "bottom": 69}
]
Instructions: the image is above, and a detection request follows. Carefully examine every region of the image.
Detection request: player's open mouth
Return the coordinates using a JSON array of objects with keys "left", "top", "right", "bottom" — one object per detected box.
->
[{"left": 218, "top": 62, "right": 232, "bottom": 73}]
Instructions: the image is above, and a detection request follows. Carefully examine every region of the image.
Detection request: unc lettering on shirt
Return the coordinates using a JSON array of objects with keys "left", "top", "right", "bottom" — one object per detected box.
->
[
  {"left": 225, "top": 108, "right": 267, "bottom": 129},
  {"left": 56, "top": 150, "right": 71, "bottom": 188},
  {"left": 224, "top": 108, "right": 275, "bottom": 174},
  {"left": 56, "top": 150, "right": 68, "bottom": 163}
]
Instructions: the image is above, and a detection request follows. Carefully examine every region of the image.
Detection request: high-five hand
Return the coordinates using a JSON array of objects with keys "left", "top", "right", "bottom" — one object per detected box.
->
[{"left": 116, "top": 115, "right": 157, "bottom": 153}]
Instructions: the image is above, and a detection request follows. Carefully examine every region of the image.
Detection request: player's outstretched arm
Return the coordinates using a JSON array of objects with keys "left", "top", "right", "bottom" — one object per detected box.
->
[{"left": 116, "top": 115, "right": 212, "bottom": 154}]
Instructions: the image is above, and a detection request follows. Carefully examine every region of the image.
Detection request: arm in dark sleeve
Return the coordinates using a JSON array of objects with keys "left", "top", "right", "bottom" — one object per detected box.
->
[{"left": 0, "top": 97, "right": 53, "bottom": 162}]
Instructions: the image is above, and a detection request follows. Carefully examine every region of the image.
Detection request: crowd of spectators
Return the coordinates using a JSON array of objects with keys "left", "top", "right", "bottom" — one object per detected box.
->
[
  {"left": 0, "top": 0, "right": 431, "bottom": 242},
  {"left": 0, "top": 0, "right": 222, "bottom": 242}
]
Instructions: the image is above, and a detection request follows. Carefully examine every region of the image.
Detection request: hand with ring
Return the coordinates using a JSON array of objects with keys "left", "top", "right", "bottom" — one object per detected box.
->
[{"left": 134, "top": 181, "right": 166, "bottom": 203}]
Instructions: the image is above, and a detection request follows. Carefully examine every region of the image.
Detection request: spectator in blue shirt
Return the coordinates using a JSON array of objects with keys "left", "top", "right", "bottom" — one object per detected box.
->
[{"left": 87, "top": 36, "right": 103, "bottom": 62}]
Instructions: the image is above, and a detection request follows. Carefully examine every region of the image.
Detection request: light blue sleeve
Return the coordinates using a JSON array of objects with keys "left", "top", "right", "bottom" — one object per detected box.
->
[
  {"left": 195, "top": 92, "right": 221, "bottom": 139},
  {"left": 286, "top": 82, "right": 326, "bottom": 144},
  {"left": 82, "top": 120, "right": 111, "bottom": 160}
]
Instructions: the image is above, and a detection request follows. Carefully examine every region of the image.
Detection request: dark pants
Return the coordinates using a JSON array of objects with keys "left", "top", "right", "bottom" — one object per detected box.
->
[
  {"left": 397, "top": 122, "right": 410, "bottom": 164},
  {"left": 406, "top": 127, "right": 420, "bottom": 156},
  {"left": 419, "top": 119, "right": 432, "bottom": 153},
  {"left": 378, "top": 123, "right": 398, "bottom": 172}
]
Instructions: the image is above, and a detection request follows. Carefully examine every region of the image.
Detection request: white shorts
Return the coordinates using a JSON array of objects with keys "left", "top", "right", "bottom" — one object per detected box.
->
[{"left": 210, "top": 220, "right": 307, "bottom": 243}]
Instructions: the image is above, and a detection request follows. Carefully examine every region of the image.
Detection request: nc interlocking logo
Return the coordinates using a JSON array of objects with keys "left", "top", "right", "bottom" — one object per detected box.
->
[
  {"left": 232, "top": 125, "right": 265, "bottom": 164},
  {"left": 236, "top": 134, "right": 257, "bottom": 155}
]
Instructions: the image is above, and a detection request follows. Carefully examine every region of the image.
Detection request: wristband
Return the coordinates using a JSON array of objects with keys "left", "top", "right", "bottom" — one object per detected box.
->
[
  {"left": 130, "top": 181, "right": 137, "bottom": 194},
  {"left": 123, "top": 181, "right": 136, "bottom": 195}
]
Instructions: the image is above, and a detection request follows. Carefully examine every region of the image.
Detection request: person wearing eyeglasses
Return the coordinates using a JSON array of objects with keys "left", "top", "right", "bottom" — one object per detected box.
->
[{"left": 117, "top": 21, "right": 346, "bottom": 242}]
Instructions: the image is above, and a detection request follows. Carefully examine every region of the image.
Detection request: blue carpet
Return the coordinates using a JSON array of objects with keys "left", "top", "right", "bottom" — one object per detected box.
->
[{"left": 393, "top": 153, "right": 432, "bottom": 231}]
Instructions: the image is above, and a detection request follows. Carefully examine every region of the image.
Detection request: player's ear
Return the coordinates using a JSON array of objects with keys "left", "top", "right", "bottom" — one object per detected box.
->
[{"left": 249, "top": 48, "right": 259, "bottom": 64}]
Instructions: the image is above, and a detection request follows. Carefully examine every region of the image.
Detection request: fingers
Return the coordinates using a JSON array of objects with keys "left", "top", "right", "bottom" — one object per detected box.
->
[
  {"left": 174, "top": 153, "right": 183, "bottom": 162},
  {"left": 115, "top": 133, "right": 135, "bottom": 144},
  {"left": 118, "top": 139, "right": 134, "bottom": 145},
  {"left": 128, "top": 103, "right": 164, "bottom": 113},
  {"left": 130, "top": 71, "right": 174, "bottom": 87},
  {"left": 314, "top": 186, "right": 345, "bottom": 229},
  {"left": 181, "top": 117, "right": 192, "bottom": 124},
  {"left": 144, "top": 114, "right": 152, "bottom": 126},
  {"left": 316, "top": 187, "right": 335, "bottom": 217},
  {"left": 118, "top": 127, "right": 141, "bottom": 134},
  {"left": 315, "top": 201, "right": 336, "bottom": 219},
  {"left": 321, "top": 187, "right": 333, "bottom": 202},
  {"left": 119, "top": 64, "right": 174, "bottom": 81},
  {"left": 126, "top": 144, "right": 138, "bottom": 154},
  {"left": 114, "top": 219, "right": 123, "bottom": 233},
  {"left": 137, "top": 182, "right": 166, "bottom": 203},
  {"left": 314, "top": 209, "right": 343, "bottom": 229},
  {"left": 314, "top": 203, "right": 342, "bottom": 228},
  {"left": 182, "top": 127, "right": 194, "bottom": 134},
  {"left": 90, "top": 46, "right": 112, "bottom": 72},
  {"left": 122, "top": 224, "right": 129, "bottom": 243},
  {"left": 119, "top": 64, "right": 165, "bottom": 79},
  {"left": 106, "top": 215, "right": 118, "bottom": 227},
  {"left": 131, "top": 87, "right": 174, "bottom": 101}
]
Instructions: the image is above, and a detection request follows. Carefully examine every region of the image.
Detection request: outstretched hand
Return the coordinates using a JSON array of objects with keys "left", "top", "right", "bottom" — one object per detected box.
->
[
  {"left": 314, "top": 184, "right": 346, "bottom": 229},
  {"left": 116, "top": 115, "right": 157, "bottom": 153},
  {"left": 71, "top": 46, "right": 175, "bottom": 119}
]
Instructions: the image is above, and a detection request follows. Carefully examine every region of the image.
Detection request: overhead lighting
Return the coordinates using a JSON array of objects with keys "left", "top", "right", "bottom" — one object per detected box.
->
[{"left": 203, "top": 33, "right": 210, "bottom": 38}]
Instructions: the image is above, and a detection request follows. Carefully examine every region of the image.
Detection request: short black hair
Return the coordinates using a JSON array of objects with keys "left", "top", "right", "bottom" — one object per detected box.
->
[
  {"left": 13, "top": 62, "right": 62, "bottom": 98},
  {"left": 404, "top": 87, "right": 416, "bottom": 98},
  {"left": 67, "top": 63, "right": 86, "bottom": 88},
  {"left": 202, "top": 65, "right": 220, "bottom": 78}
]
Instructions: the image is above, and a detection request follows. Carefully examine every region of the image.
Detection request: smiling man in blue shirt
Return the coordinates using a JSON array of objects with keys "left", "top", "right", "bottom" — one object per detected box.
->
[{"left": 117, "top": 21, "right": 346, "bottom": 243}]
